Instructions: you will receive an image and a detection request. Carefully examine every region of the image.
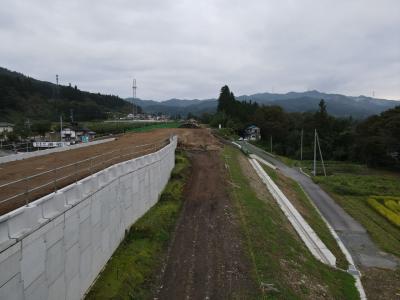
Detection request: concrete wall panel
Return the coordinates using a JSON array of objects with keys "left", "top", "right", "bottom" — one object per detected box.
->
[
  {"left": 65, "top": 243, "right": 80, "bottom": 284},
  {"left": 47, "top": 273, "right": 65, "bottom": 300},
  {"left": 21, "top": 237, "right": 46, "bottom": 289},
  {"left": 45, "top": 239, "right": 65, "bottom": 284},
  {"left": 0, "top": 136, "right": 177, "bottom": 300},
  {"left": 0, "top": 273, "right": 23, "bottom": 300},
  {"left": 24, "top": 273, "right": 48, "bottom": 300},
  {"left": 0, "top": 243, "right": 21, "bottom": 288}
]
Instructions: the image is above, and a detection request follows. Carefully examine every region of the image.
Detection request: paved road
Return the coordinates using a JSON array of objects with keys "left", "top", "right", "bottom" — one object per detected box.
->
[{"left": 239, "top": 141, "right": 398, "bottom": 270}]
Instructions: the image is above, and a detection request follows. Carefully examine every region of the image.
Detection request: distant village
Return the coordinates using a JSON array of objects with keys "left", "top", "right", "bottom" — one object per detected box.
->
[{"left": 0, "top": 113, "right": 172, "bottom": 156}]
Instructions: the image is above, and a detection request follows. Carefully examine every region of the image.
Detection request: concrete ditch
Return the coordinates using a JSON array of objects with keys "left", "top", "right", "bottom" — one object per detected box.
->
[{"left": 249, "top": 158, "right": 336, "bottom": 266}]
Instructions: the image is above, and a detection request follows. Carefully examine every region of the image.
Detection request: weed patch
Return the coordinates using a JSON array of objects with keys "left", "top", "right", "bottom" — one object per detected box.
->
[{"left": 85, "top": 151, "right": 189, "bottom": 299}]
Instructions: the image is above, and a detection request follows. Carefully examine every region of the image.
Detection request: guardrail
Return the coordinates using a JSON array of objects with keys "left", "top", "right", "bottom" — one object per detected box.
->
[{"left": 0, "top": 138, "right": 169, "bottom": 215}]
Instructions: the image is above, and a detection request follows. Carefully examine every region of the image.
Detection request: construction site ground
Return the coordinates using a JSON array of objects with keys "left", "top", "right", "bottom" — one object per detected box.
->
[
  {"left": 155, "top": 149, "right": 257, "bottom": 299},
  {"left": 0, "top": 128, "right": 216, "bottom": 215}
]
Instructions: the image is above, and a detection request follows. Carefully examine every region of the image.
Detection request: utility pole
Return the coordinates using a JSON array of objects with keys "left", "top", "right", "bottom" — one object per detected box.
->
[
  {"left": 270, "top": 135, "right": 273, "bottom": 153},
  {"left": 316, "top": 130, "right": 327, "bottom": 176},
  {"left": 70, "top": 109, "right": 74, "bottom": 123},
  {"left": 54, "top": 75, "right": 59, "bottom": 119},
  {"left": 132, "top": 79, "right": 137, "bottom": 118},
  {"left": 300, "top": 128, "right": 303, "bottom": 162},
  {"left": 60, "top": 115, "right": 63, "bottom": 143},
  {"left": 313, "top": 129, "right": 317, "bottom": 176},
  {"left": 26, "top": 119, "right": 31, "bottom": 152}
]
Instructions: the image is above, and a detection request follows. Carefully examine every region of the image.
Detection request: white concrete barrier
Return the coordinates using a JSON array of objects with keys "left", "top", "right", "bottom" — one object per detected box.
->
[
  {"left": 231, "top": 141, "right": 242, "bottom": 149},
  {"left": 249, "top": 154, "right": 277, "bottom": 170},
  {"left": 249, "top": 158, "right": 336, "bottom": 267},
  {"left": 0, "top": 138, "right": 115, "bottom": 165},
  {"left": 0, "top": 136, "right": 177, "bottom": 300}
]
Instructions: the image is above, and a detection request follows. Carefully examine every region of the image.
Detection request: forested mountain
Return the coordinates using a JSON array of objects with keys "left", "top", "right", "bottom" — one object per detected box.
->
[
  {"left": 131, "top": 90, "right": 398, "bottom": 119},
  {"left": 128, "top": 98, "right": 216, "bottom": 117},
  {"left": 0, "top": 67, "right": 140, "bottom": 122},
  {"left": 211, "top": 85, "right": 400, "bottom": 168}
]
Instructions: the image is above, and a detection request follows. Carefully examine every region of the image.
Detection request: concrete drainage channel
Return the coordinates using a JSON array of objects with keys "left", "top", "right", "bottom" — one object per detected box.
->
[
  {"left": 245, "top": 151, "right": 367, "bottom": 299},
  {"left": 249, "top": 158, "right": 336, "bottom": 266}
]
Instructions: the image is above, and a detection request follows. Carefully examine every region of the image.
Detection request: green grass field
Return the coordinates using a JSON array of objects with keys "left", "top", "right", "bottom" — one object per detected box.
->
[
  {"left": 85, "top": 151, "right": 190, "bottom": 299},
  {"left": 128, "top": 121, "right": 181, "bottom": 132},
  {"left": 223, "top": 146, "right": 358, "bottom": 299},
  {"left": 84, "top": 121, "right": 180, "bottom": 136},
  {"left": 314, "top": 172, "right": 400, "bottom": 257}
]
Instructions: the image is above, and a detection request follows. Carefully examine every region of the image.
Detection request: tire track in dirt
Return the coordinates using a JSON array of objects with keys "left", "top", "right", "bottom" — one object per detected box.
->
[{"left": 155, "top": 150, "right": 257, "bottom": 299}]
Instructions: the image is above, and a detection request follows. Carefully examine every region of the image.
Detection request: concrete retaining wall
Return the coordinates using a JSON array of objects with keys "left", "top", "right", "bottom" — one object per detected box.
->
[
  {"left": 0, "top": 136, "right": 177, "bottom": 300},
  {"left": 0, "top": 138, "right": 115, "bottom": 165}
]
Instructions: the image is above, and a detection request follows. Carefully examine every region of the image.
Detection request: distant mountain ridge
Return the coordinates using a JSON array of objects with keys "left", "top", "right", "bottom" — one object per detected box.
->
[{"left": 129, "top": 90, "right": 399, "bottom": 118}]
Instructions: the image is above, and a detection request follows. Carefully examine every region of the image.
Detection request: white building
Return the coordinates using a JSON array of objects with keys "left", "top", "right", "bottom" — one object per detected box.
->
[
  {"left": 61, "top": 126, "right": 96, "bottom": 143},
  {"left": 244, "top": 125, "right": 261, "bottom": 141},
  {"left": 0, "top": 122, "right": 14, "bottom": 134}
]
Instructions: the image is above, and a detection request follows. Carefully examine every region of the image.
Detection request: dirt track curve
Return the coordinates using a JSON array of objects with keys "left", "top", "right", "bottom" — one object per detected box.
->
[{"left": 155, "top": 147, "right": 257, "bottom": 299}]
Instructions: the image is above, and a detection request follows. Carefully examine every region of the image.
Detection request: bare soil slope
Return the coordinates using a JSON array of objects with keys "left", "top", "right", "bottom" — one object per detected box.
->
[{"left": 155, "top": 150, "right": 257, "bottom": 299}]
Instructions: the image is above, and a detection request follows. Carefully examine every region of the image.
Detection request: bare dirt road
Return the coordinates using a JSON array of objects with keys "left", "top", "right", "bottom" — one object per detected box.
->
[
  {"left": 155, "top": 149, "right": 257, "bottom": 299},
  {"left": 0, "top": 128, "right": 217, "bottom": 215}
]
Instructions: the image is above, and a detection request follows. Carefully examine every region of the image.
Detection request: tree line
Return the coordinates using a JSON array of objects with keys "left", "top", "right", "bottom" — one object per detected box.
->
[{"left": 203, "top": 85, "right": 400, "bottom": 168}]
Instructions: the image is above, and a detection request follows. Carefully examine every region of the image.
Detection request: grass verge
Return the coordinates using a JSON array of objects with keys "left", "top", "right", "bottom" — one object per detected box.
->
[
  {"left": 223, "top": 146, "right": 358, "bottom": 299},
  {"left": 85, "top": 151, "right": 190, "bottom": 299}
]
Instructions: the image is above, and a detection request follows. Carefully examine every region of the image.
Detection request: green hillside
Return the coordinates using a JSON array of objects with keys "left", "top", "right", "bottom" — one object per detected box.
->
[{"left": 0, "top": 67, "right": 140, "bottom": 122}]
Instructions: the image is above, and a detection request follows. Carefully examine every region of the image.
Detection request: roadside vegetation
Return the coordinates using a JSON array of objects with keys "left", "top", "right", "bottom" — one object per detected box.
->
[
  {"left": 223, "top": 146, "right": 358, "bottom": 299},
  {"left": 86, "top": 151, "right": 190, "bottom": 299}
]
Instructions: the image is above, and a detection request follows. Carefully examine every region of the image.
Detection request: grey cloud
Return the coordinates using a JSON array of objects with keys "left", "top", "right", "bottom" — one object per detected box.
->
[{"left": 0, "top": 0, "right": 399, "bottom": 100}]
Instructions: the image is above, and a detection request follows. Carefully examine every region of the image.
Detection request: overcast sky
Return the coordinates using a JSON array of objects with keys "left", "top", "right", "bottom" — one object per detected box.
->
[{"left": 1, "top": 0, "right": 399, "bottom": 100}]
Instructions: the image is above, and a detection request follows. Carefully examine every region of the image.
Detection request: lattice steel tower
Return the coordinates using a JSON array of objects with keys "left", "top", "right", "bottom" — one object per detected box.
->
[{"left": 132, "top": 79, "right": 137, "bottom": 117}]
